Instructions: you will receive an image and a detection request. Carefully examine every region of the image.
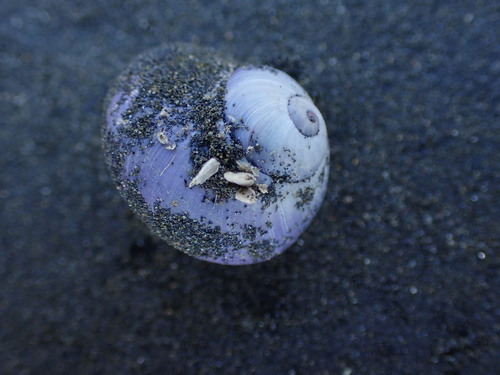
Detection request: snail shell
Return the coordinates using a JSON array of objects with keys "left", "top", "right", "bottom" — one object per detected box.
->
[{"left": 103, "top": 44, "right": 329, "bottom": 265}]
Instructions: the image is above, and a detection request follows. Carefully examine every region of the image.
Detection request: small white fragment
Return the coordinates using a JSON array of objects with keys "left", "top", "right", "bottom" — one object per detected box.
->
[
  {"left": 156, "top": 131, "right": 176, "bottom": 150},
  {"left": 156, "top": 131, "right": 168, "bottom": 144},
  {"left": 165, "top": 143, "right": 176, "bottom": 150},
  {"left": 189, "top": 158, "right": 220, "bottom": 188},
  {"left": 256, "top": 183, "right": 268, "bottom": 194},
  {"left": 160, "top": 154, "right": 176, "bottom": 176},
  {"left": 130, "top": 88, "right": 139, "bottom": 98},
  {"left": 236, "top": 159, "right": 251, "bottom": 171},
  {"left": 116, "top": 118, "right": 126, "bottom": 127},
  {"left": 236, "top": 159, "right": 259, "bottom": 176},
  {"left": 235, "top": 187, "right": 257, "bottom": 204},
  {"left": 159, "top": 107, "right": 171, "bottom": 117},
  {"left": 224, "top": 171, "right": 256, "bottom": 187}
]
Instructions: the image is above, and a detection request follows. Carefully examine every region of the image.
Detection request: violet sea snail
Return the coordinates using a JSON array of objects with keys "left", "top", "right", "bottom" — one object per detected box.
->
[{"left": 103, "top": 44, "right": 329, "bottom": 265}]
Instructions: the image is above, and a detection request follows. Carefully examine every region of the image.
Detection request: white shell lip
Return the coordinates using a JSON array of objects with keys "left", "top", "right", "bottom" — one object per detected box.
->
[{"left": 225, "top": 66, "right": 329, "bottom": 182}]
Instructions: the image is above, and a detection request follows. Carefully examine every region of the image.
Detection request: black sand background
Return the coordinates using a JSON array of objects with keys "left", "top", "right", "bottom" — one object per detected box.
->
[{"left": 1, "top": 1, "right": 498, "bottom": 374}]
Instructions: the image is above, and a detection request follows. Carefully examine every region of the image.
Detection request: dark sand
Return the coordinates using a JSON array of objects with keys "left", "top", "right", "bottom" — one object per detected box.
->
[{"left": 1, "top": 1, "right": 498, "bottom": 374}]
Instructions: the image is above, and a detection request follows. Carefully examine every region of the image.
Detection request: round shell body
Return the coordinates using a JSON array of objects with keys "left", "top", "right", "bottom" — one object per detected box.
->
[{"left": 103, "top": 44, "right": 329, "bottom": 265}]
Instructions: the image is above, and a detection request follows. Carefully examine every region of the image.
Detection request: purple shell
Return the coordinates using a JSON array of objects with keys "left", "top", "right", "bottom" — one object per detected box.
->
[{"left": 102, "top": 44, "right": 329, "bottom": 265}]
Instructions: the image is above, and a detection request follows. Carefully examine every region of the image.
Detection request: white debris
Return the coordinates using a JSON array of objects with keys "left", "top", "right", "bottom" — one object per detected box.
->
[
  {"left": 256, "top": 183, "right": 268, "bottom": 194},
  {"left": 165, "top": 143, "right": 176, "bottom": 150},
  {"left": 235, "top": 187, "right": 257, "bottom": 204},
  {"left": 236, "top": 159, "right": 251, "bottom": 171},
  {"left": 116, "top": 118, "right": 126, "bottom": 127},
  {"left": 159, "top": 107, "right": 171, "bottom": 117},
  {"left": 236, "top": 159, "right": 260, "bottom": 176},
  {"left": 156, "top": 131, "right": 177, "bottom": 150},
  {"left": 188, "top": 158, "right": 220, "bottom": 188},
  {"left": 224, "top": 171, "right": 256, "bottom": 187},
  {"left": 156, "top": 131, "right": 168, "bottom": 144},
  {"left": 160, "top": 154, "right": 176, "bottom": 176}
]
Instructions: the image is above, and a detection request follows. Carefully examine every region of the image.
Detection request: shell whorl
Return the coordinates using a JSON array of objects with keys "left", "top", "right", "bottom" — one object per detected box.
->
[
  {"left": 225, "top": 67, "right": 328, "bottom": 182},
  {"left": 103, "top": 44, "right": 330, "bottom": 265}
]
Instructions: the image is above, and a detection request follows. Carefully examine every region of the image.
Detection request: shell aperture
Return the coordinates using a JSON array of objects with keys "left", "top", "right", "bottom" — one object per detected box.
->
[{"left": 103, "top": 44, "right": 329, "bottom": 265}]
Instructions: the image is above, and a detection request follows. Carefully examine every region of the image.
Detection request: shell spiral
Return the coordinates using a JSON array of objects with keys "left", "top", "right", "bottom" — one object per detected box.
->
[{"left": 103, "top": 44, "right": 329, "bottom": 265}]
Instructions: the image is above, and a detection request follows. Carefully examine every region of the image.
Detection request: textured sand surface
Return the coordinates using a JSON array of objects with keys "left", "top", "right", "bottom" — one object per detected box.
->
[{"left": 1, "top": 1, "right": 498, "bottom": 374}]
